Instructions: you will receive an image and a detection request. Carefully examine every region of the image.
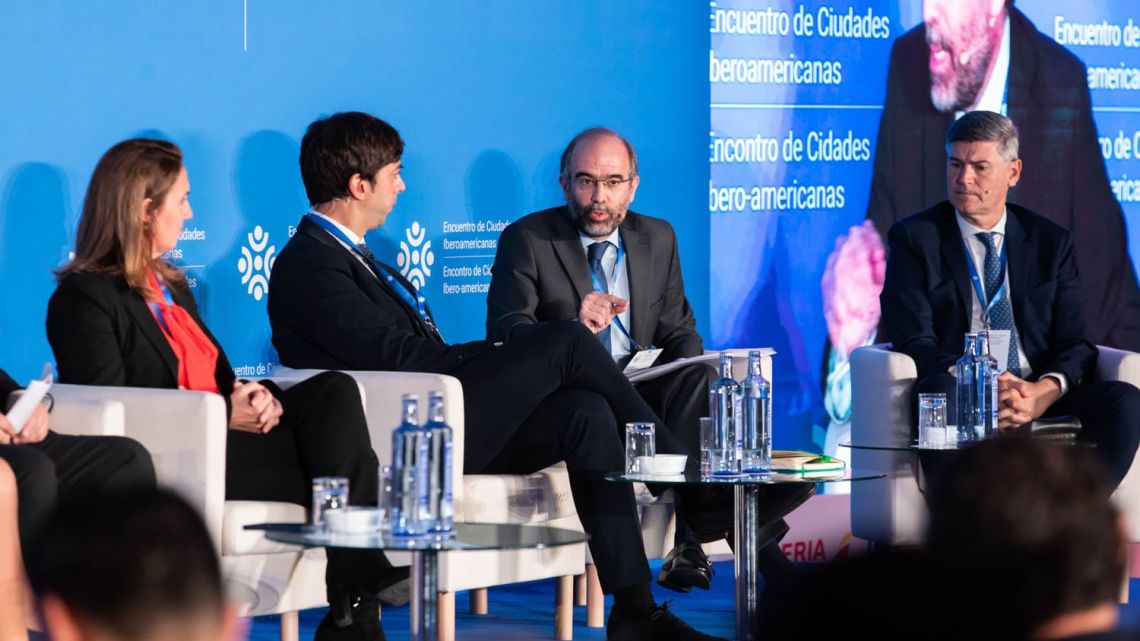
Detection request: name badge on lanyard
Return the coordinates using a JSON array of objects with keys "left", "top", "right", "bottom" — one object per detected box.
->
[{"left": 987, "top": 330, "right": 1013, "bottom": 372}]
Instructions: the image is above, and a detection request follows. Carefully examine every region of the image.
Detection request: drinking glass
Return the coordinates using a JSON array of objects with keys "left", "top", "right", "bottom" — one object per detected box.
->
[
  {"left": 377, "top": 465, "right": 394, "bottom": 531},
  {"left": 312, "top": 476, "right": 350, "bottom": 526},
  {"left": 625, "top": 422, "right": 656, "bottom": 475},
  {"left": 918, "top": 393, "right": 950, "bottom": 449},
  {"left": 699, "top": 417, "right": 715, "bottom": 476}
]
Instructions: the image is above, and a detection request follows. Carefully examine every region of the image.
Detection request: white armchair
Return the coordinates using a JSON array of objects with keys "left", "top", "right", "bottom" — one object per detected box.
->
[
  {"left": 277, "top": 369, "right": 586, "bottom": 641},
  {"left": 50, "top": 380, "right": 325, "bottom": 641},
  {"left": 849, "top": 344, "right": 1140, "bottom": 546}
]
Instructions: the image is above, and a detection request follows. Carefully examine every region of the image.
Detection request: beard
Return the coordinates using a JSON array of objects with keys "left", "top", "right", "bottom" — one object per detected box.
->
[
  {"left": 928, "top": 21, "right": 996, "bottom": 113},
  {"left": 568, "top": 200, "right": 627, "bottom": 238}
]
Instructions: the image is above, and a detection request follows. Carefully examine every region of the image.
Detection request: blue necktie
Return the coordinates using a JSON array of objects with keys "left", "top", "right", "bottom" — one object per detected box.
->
[
  {"left": 587, "top": 241, "right": 612, "bottom": 352},
  {"left": 975, "top": 232, "right": 1021, "bottom": 376}
]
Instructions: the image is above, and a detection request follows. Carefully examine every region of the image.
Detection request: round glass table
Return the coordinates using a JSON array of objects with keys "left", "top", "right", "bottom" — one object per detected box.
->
[
  {"left": 246, "top": 522, "right": 587, "bottom": 641},
  {"left": 606, "top": 467, "right": 885, "bottom": 641},
  {"left": 841, "top": 438, "right": 957, "bottom": 452},
  {"left": 841, "top": 436, "right": 1089, "bottom": 452}
]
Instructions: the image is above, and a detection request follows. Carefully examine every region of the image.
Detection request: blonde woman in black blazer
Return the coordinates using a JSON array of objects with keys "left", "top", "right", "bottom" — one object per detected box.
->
[{"left": 46, "top": 138, "right": 397, "bottom": 641}]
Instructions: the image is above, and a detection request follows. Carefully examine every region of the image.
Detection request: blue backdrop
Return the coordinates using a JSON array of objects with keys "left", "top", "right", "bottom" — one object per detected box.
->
[{"left": 0, "top": 1, "right": 709, "bottom": 381}]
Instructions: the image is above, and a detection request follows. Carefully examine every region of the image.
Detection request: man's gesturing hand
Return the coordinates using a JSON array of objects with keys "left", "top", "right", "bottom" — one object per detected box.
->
[{"left": 578, "top": 292, "right": 629, "bottom": 334}]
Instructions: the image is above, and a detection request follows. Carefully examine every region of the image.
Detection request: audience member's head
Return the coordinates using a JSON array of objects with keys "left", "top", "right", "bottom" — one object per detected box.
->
[
  {"left": 58, "top": 138, "right": 188, "bottom": 297},
  {"left": 26, "top": 487, "right": 234, "bottom": 641},
  {"left": 926, "top": 437, "right": 1126, "bottom": 638},
  {"left": 300, "top": 111, "right": 404, "bottom": 206}
]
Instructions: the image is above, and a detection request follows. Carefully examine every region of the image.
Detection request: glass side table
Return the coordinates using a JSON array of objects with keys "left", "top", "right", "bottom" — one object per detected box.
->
[
  {"left": 605, "top": 467, "right": 885, "bottom": 641},
  {"left": 247, "top": 522, "right": 587, "bottom": 641}
]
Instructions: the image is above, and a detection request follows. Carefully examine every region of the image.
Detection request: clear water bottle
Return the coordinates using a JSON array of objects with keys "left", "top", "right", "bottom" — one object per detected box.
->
[
  {"left": 739, "top": 350, "right": 772, "bottom": 473},
  {"left": 424, "top": 391, "right": 454, "bottom": 533},
  {"left": 709, "top": 353, "right": 740, "bottom": 475},
  {"left": 974, "top": 330, "right": 1000, "bottom": 439},
  {"left": 955, "top": 333, "right": 980, "bottom": 443},
  {"left": 391, "top": 393, "right": 430, "bottom": 536}
]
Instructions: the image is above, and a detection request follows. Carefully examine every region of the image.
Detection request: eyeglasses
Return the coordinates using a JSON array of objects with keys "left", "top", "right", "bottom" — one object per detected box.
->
[{"left": 572, "top": 176, "right": 635, "bottom": 191}]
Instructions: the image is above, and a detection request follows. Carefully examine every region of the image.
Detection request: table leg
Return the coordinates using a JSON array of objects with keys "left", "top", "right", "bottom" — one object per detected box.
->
[
  {"left": 734, "top": 485, "right": 760, "bottom": 641},
  {"left": 410, "top": 549, "right": 440, "bottom": 641}
]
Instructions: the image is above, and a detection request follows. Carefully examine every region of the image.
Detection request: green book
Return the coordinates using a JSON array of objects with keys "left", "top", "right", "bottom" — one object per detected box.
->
[{"left": 771, "top": 450, "right": 847, "bottom": 474}]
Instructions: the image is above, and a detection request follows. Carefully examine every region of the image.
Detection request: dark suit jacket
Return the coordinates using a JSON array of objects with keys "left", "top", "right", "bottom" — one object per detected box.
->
[
  {"left": 880, "top": 201, "right": 1096, "bottom": 385},
  {"left": 268, "top": 216, "right": 492, "bottom": 374},
  {"left": 0, "top": 369, "right": 18, "bottom": 399},
  {"left": 867, "top": 7, "right": 1140, "bottom": 350},
  {"left": 486, "top": 206, "right": 702, "bottom": 363},
  {"left": 46, "top": 271, "right": 248, "bottom": 417}
]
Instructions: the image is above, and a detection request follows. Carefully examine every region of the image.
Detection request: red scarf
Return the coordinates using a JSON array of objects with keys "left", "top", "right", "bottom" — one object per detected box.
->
[{"left": 146, "top": 271, "right": 220, "bottom": 393}]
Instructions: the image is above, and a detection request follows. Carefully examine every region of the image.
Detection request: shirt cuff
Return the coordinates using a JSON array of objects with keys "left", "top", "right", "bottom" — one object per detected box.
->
[{"left": 1041, "top": 372, "right": 1069, "bottom": 397}]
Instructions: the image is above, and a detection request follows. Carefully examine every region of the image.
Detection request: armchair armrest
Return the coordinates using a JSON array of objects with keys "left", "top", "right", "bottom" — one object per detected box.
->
[
  {"left": 50, "top": 384, "right": 228, "bottom": 547},
  {"left": 850, "top": 344, "right": 917, "bottom": 444},
  {"left": 849, "top": 344, "right": 926, "bottom": 544},
  {"left": 1096, "top": 346, "right": 1140, "bottom": 388},
  {"left": 50, "top": 396, "right": 125, "bottom": 437},
  {"left": 1093, "top": 346, "right": 1140, "bottom": 540}
]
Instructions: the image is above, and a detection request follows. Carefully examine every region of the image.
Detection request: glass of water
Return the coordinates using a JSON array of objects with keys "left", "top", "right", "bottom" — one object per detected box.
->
[
  {"left": 625, "top": 422, "right": 656, "bottom": 476},
  {"left": 917, "top": 393, "right": 949, "bottom": 449},
  {"left": 699, "top": 417, "right": 715, "bottom": 476},
  {"left": 377, "top": 465, "right": 394, "bottom": 531},
  {"left": 312, "top": 476, "right": 350, "bottom": 527}
]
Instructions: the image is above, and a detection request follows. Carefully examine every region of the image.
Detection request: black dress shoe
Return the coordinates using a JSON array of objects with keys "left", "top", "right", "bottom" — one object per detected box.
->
[
  {"left": 656, "top": 541, "right": 714, "bottom": 592},
  {"left": 316, "top": 593, "right": 386, "bottom": 641},
  {"left": 607, "top": 601, "right": 729, "bottom": 641}
]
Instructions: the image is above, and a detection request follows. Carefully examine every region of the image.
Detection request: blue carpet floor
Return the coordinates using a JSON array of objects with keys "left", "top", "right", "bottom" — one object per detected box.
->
[{"left": 247, "top": 560, "right": 1140, "bottom": 640}]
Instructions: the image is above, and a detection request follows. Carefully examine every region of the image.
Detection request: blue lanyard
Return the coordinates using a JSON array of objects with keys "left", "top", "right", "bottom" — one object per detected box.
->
[
  {"left": 306, "top": 213, "right": 436, "bottom": 331},
  {"left": 587, "top": 240, "right": 644, "bottom": 351},
  {"left": 961, "top": 237, "right": 1007, "bottom": 329}
]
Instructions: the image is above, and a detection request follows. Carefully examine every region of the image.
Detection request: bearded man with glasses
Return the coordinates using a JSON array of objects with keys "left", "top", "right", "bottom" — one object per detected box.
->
[{"left": 487, "top": 128, "right": 814, "bottom": 596}]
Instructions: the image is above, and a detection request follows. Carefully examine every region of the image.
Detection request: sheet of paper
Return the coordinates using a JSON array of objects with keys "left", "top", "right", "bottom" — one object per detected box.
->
[
  {"left": 6, "top": 366, "right": 53, "bottom": 433},
  {"left": 624, "top": 349, "right": 776, "bottom": 384}
]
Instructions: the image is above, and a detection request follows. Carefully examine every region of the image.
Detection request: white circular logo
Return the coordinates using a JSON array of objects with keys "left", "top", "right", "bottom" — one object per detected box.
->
[
  {"left": 397, "top": 220, "right": 434, "bottom": 289},
  {"left": 237, "top": 225, "right": 276, "bottom": 301}
]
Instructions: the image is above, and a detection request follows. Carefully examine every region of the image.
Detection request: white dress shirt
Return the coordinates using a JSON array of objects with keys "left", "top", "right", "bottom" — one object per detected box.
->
[
  {"left": 580, "top": 229, "right": 631, "bottom": 361},
  {"left": 956, "top": 210, "right": 1068, "bottom": 394}
]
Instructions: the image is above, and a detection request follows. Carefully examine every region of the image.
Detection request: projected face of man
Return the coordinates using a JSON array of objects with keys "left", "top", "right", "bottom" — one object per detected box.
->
[
  {"left": 924, "top": 0, "right": 1006, "bottom": 112},
  {"left": 560, "top": 134, "right": 639, "bottom": 239}
]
